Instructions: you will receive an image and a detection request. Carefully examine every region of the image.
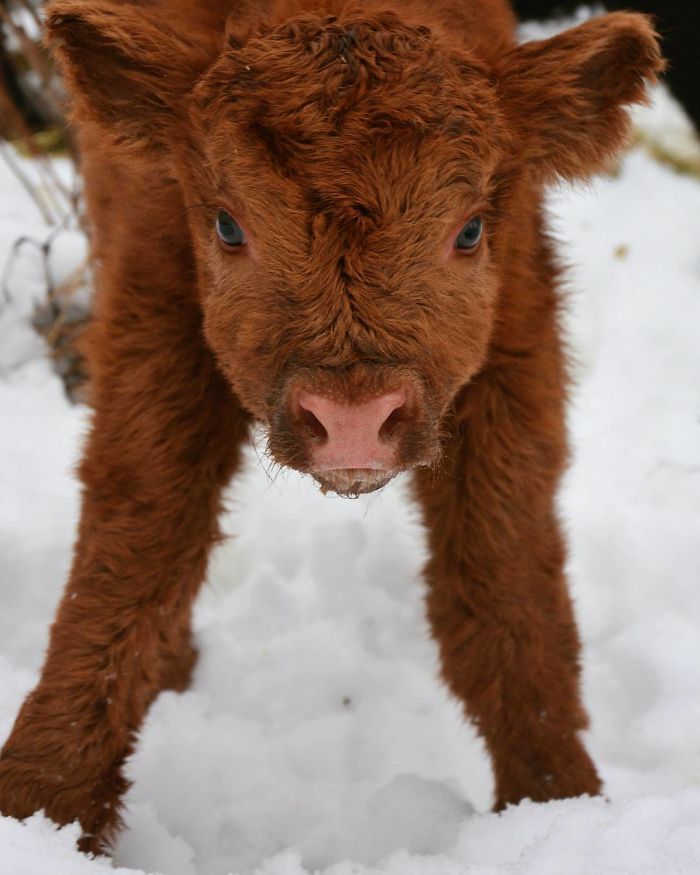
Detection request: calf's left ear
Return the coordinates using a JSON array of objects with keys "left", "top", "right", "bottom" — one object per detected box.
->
[{"left": 496, "top": 12, "right": 664, "bottom": 182}]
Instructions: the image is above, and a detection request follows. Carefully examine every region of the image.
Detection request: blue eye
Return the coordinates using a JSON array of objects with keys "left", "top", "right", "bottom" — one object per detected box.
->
[
  {"left": 454, "top": 216, "right": 483, "bottom": 251},
  {"left": 216, "top": 210, "right": 246, "bottom": 247}
]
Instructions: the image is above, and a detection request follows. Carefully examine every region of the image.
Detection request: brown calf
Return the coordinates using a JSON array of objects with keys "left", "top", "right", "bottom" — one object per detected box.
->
[{"left": 0, "top": 0, "right": 662, "bottom": 855}]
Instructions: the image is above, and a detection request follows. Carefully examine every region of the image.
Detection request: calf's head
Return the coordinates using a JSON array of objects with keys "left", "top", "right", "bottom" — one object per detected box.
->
[{"left": 47, "top": 1, "right": 662, "bottom": 495}]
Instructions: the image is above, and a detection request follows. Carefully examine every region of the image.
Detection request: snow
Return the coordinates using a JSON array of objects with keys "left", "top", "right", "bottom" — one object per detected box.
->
[{"left": 1, "top": 75, "right": 700, "bottom": 875}]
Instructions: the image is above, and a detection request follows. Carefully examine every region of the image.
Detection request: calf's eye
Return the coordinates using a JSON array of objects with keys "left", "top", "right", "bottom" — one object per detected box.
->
[
  {"left": 216, "top": 210, "right": 246, "bottom": 247},
  {"left": 454, "top": 216, "right": 483, "bottom": 251}
]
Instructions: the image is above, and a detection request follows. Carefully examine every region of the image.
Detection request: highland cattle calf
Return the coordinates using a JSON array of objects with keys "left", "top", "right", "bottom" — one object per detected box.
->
[{"left": 0, "top": 0, "right": 662, "bottom": 855}]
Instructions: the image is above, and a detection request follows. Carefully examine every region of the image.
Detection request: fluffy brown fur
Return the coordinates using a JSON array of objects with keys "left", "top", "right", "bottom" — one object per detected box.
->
[{"left": 0, "top": 0, "right": 662, "bottom": 856}]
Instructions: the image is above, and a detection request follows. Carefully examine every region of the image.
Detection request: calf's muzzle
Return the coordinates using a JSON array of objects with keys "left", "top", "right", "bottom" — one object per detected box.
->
[
  {"left": 295, "top": 387, "right": 408, "bottom": 471},
  {"left": 273, "top": 369, "right": 435, "bottom": 496}
]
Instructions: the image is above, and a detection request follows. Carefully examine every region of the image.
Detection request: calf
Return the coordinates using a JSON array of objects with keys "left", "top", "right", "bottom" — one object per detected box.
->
[{"left": 0, "top": 0, "right": 662, "bottom": 855}]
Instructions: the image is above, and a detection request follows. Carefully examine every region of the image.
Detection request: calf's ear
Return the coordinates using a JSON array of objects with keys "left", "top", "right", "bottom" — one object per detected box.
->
[
  {"left": 45, "top": 0, "right": 216, "bottom": 145},
  {"left": 496, "top": 12, "right": 664, "bottom": 182}
]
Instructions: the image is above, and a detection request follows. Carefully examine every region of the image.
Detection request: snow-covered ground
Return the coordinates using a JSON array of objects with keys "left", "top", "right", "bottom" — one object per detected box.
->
[{"left": 1, "top": 60, "right": 700, "bottom": 875}]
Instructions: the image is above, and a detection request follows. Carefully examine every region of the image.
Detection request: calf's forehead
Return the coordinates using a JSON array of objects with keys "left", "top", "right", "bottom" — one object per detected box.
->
[
  {"left": 193, "top": 12, "right": 506, "bottom": 208},
  {"left": 207, "top": 125, "right": 490, "bottom": 224}
]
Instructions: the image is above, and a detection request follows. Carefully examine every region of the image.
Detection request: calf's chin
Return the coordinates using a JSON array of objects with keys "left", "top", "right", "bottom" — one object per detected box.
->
[{"left": 314, "top": 469, "right": 398, "bottom": 497}]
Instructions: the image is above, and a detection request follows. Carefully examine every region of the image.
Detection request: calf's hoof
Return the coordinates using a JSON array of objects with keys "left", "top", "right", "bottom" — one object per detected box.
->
[
  {"left": 0, "top": 751, "right": 124, "bottom": 854},
  {"left": 495, "top": 747, "right": 602, "bottom": 810}
]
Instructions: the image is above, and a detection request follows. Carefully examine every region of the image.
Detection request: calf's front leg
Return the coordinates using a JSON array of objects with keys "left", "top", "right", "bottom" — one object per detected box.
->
[
  {"left": 415, "top": 363, "right": 601, "bottom": 809},
  {"left": 0, "top": 297, "right": 248, "bottom": 852}
]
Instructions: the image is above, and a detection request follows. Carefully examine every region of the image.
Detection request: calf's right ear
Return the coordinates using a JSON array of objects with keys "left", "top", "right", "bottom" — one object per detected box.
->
[
  {"left": 45, "top": 0, "right": 216, "bottom": 146},
  {"left": 497, "top": 12, "right": 664, "bottom": 182}
]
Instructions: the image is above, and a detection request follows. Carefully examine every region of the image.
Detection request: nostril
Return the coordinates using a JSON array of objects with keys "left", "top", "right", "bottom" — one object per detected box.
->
[
  {"left": 378, "top": 402, "right": 408, "bottom": 441},
  {"left": 380, "top": 390, "right": 409, "bottom": 439},
  {"left": 299, "top": 407, "right": 327, "bottom": 443}
]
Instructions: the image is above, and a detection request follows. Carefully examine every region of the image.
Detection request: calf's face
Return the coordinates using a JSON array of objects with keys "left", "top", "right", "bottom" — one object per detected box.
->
[
  {"left": 46, "top": 2, "right": 662, "bottom": 495},
  {"left": 187, "top": 15, "right": 508, "bottom": 494}
]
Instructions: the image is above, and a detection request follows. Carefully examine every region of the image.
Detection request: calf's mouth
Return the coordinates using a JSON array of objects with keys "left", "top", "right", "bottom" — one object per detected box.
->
[{"left": 313, "top": 467, "right": 398, "bottom": 497}]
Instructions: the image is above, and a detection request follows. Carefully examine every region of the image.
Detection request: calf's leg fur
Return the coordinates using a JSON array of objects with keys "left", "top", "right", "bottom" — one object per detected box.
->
[
  {"left": 415, "top": 238, "right": 601, "bottom": 808},
  {"left": 0, "top": 167, "right": 248, "bottom": 852}
]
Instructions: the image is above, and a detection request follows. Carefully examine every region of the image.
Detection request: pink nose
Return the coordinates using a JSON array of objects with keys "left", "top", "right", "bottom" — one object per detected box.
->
[{"left": 296, "top": 388, "right": 408, "bottom": 471}]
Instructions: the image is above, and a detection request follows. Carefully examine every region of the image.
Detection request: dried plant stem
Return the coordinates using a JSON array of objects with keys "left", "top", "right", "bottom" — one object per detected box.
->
[{"left": 0, "top": 138, "right": 55, "bottom": 223}]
